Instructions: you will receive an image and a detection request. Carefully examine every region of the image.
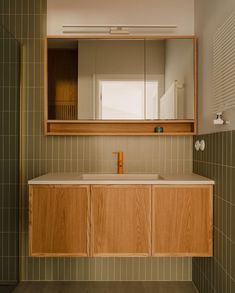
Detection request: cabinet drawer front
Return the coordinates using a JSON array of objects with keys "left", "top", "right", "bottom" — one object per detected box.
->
[
  {"left": 91, "top": 185, "right": 151, "bottom": 256},
  {"left": 29, "top": 185, "right": 90, "bottom": 256},
  {"left": 152, "top": 185, "right": 213, "bottom": 256}
]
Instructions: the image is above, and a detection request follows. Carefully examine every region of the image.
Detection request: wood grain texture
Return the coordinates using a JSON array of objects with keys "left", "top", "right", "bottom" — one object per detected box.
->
[
  {"left": 91, "top": 185, "right": 151, "bottom": 256},
  {"left": 152, "top": 185, "right": 213, "bottom": 256},
  {"left": 48, "top": 49, "right": 78, "bottom": 120},
  {"left": 46, "top": 121, "right": 195, "bottom": 135},
  {"left": 29, "top": 185, "right": 90, "bottom": 256}
]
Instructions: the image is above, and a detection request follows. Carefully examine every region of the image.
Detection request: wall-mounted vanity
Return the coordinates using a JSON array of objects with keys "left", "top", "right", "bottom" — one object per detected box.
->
[
  {"left": 45, "top": 36, "right": 197, "bottom": 135},
  {"left": 28, "top": 173, "right": 213, "bottom": 257}
]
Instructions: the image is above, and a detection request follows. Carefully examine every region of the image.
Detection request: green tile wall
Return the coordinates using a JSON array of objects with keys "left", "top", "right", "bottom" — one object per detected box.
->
[
  {"left": 193, "top": 131, "right": 235, "bottom": 293},
  {"left": 0, "top": 24, "right": 20, "bottom": 283},
  {"left": 1, "top": 0, "right": 193, "bottom": 281}
]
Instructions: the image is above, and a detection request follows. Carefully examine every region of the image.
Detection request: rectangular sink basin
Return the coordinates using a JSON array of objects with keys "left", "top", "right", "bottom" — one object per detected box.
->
[{"left": 81, "top": 174, "right": 164, "bottom": 180}]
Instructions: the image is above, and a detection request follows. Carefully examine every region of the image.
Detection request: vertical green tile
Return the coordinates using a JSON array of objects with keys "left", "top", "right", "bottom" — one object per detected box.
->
[
  {"left": 163, "top": 257, "right": 171, "bottom": 280},
  {"left": 139, "top": 258, "right": 147, "bottom": 281},
  {"left": 94, "top": 258, "right": 102, "bottom": 281},
  {"left": 64, "top": 258, "right": 71, "bottom": 281},
  {"left": 232, "top": 131, "right": 235, "bottom": 167},
  {"left": 33, "top": 258, "right": 40, "bottom": 280},
  {"left": 231, "top": 205, "right": 235, "bottom": 243},
  {"left": 151, "top": 258, "right": 159, "bottom": 280},
  {"left": 226, "top": 131, "right": 232, "bottom": 166},
  {"left": 52, "top": 258, "right": 59, "bottom": 281},
  {"left": 82, "top": 258, "right": 89, "bottom": 281},
  {"left": 133, "top": 258, "right": 141, "bottom": 281},
  {"left": 225, "top": 202, "right": 231, "bottom": 239},
  {"left": 120, "top": 258, "right": 127, "bottom": 280},
  {"left": 231, "top": 168, "right": 235, "bottom": 205},
  {"left": 231, "top": 279, "right": 235, "bottom": 293},
  {"left": 45, "top": 258, "right": 52, "bottom": 281},
  {"left": 145, "top": 257, "right": 152, "bottom": 281},
  {"left": 231, "top": 241, "right": 235, "bottom": 281},
  {"left": 22, "top": 0, "right": 29, "bottom": 14},
  {"left": 27, "top": 257, "right": 34, "bottom": 280},
  {"left": 222, "top": 166, "right": 227, "bottom": 200},
  {"left": 89, "top": 258, "right": 96, "bottom": 280},
  {"left": 176, "top": 258, "right": 183, "bottom": 281},
  {"left": 125, "top": 258, "right": 133, "bottom": 280},
  {"left": 114, "top": 258, "right": 121, "bottom": 281},
  {"left": 70, "top": 258, "right": 77, "bottom": 281},
  {"left": 41, "top": 0, "right": 47, "bottom": 14}
]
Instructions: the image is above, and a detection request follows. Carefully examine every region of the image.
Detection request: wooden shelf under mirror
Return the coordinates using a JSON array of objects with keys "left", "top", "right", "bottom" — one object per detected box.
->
[
  {"left": 46, "top": 120, "right": 195, "bottom": 135},
  {"left": 44, "top": 36, "right": 198, "bottom": 135}
]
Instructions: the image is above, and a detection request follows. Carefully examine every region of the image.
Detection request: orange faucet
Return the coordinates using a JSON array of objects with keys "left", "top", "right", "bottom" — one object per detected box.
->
[{"left": 113, "top": 151, "right": 124, "bottom": 174}]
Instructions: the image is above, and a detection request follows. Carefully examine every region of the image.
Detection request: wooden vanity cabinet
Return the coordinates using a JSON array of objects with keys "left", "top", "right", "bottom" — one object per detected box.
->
[
  {"left": 90, "top": 185, "right": 151, "bottom": 256},
  {"left": 152, "top": 185, "right": 213, "bottom": 256},
  {"left": 29, "top": 185, "right": 90, "bottom": 256},
  {"left": 29, "top": 183, "right": 213, "bottom": 257}
]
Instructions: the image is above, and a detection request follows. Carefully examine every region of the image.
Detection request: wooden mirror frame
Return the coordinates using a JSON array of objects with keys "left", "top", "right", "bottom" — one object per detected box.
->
[{"left": 44, "top": 35, "right": 197, "bottom": 136}]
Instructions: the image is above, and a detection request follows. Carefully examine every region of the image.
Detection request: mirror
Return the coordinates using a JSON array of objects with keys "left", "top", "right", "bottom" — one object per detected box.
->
[{"left": 47, "top": 38, "right": 195, "bottom": 121}]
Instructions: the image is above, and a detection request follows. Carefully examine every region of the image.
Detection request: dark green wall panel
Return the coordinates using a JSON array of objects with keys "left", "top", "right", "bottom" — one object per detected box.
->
[
  {"left": 193, "top": 131, "right": 235, "bottom": 293},
  {"left": 0, "top": 24, "right": 20, "bottom": 284}
]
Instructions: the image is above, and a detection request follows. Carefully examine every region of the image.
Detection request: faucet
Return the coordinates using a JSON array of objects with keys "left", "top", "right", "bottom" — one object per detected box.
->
[{"left": 113, "top": 151, "right": 124, "bottom": 174}]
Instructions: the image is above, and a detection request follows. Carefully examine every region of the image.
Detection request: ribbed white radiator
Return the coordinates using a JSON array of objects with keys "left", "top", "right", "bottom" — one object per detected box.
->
[
  {"left": 213, "top": 10, "right": 235, "bottom": 112},
  {"left": 160, "top": 80, "right": 184, "bottom": 119}
]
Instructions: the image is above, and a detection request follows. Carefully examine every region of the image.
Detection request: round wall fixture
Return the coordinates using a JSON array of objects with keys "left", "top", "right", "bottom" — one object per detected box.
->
[
  {"left": 194, "top": 140, "right": 205, "bottom": 151},
  {"left": 199, "top": 140, "right": 205, "bottom": 151},
  {"left": 195, "top": 140, "right": 200, "bottom": 151}
]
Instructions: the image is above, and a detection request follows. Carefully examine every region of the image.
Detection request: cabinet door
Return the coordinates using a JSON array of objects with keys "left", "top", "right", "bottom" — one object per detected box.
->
[
  {"left": 29, "top": 185, "right": 90, "bottom": 256},
  {"left": 152, "top": 185, "right": 213, "bottom": 256},
  {"left": 91, "top": 185, "right": 151, "bottom": 256}
]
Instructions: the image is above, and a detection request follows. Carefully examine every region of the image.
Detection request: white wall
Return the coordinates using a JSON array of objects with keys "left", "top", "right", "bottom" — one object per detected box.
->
[
  {"left": 165, "top": 39, "right": 194, "bottom": 119},
  {"left": 195, "top": 0, "right": 235, "bottom": 133},
  {"left": 78, "top": 40, "right": 146, "bottom": 119},
  {"left": 47, "top": 0, "right": 195, "bottom": 36}
]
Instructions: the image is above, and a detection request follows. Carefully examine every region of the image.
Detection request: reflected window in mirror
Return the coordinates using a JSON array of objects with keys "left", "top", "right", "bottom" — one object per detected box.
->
[{"left": 99, "top": 80, "right": 145, "bottom": 120}]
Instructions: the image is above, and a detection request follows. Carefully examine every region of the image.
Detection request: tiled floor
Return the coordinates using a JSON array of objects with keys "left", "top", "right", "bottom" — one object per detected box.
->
[{"left": 5, "top": 282, "right": 199, "bottom": 293}]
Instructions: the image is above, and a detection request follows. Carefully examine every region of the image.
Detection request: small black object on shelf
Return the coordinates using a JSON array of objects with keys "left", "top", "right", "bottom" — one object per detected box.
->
[{"left": 154, "top": 126, "right": 164, "bottom": 133}]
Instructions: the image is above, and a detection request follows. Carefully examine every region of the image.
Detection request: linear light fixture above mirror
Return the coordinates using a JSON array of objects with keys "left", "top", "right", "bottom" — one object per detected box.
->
[{"left": 62, "top": 25, "right": 177, "bottom": 34}]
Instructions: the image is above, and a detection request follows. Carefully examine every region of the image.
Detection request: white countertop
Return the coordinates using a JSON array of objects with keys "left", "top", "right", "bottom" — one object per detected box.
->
[{"left": 28, "top": 173, "right": 215, "bottom": 185}]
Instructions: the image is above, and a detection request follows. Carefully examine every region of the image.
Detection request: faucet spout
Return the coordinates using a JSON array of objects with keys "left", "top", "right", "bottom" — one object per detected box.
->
[{"left": 113, "top": 151, "right": 124, "bottom": 174}]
